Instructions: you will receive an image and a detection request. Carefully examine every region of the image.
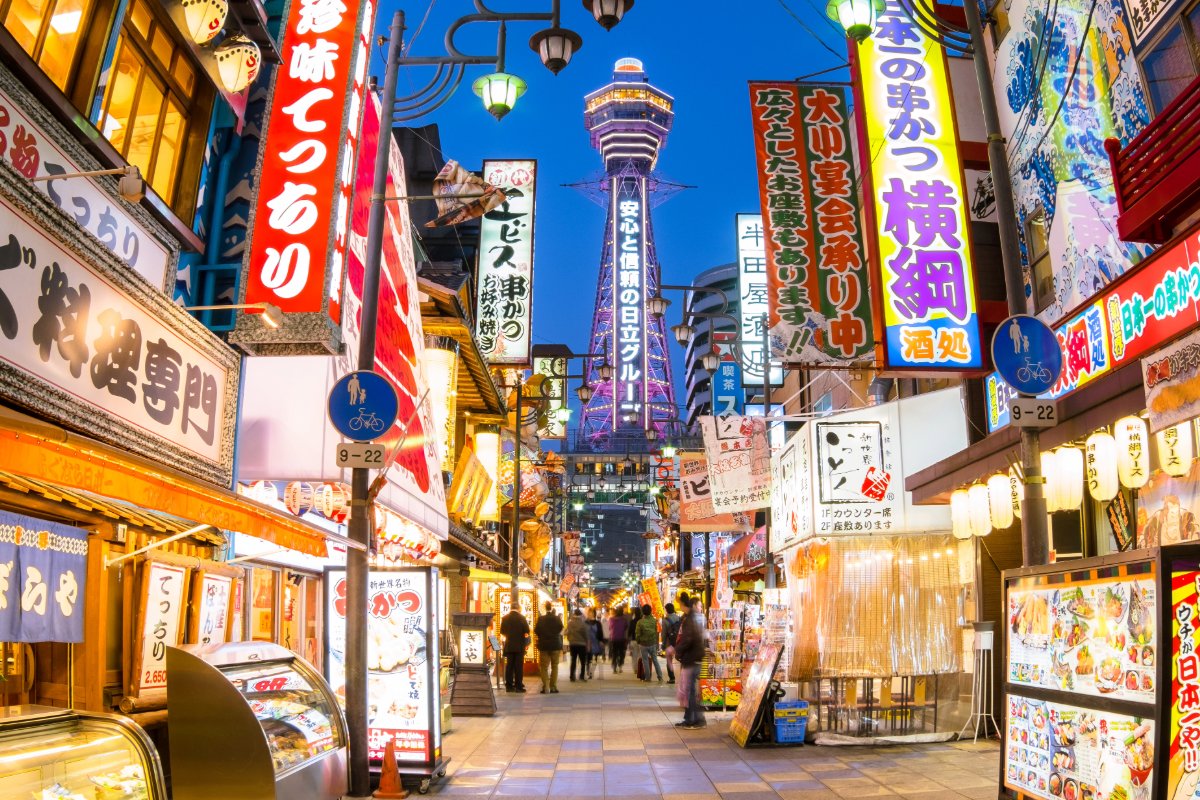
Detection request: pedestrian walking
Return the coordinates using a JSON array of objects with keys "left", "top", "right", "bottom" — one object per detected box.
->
[
  {"left": 662, "top": 602, "right": 681, "bottom": 685},
  {"left": 609, "top": 606, "right": 629, "bottom": 673},
  {"left": 565, "top": 609, "right": 590, "bottom": 682},
  {"left": 585, "top": 607, "right": 605, "bottom": 679},
  {"left": 534, "top": 602, "right": 564, "bottom": 693},
  {"left": 629, "top": 605, "right": 643, "bottom": 677},
  {"left": 635, "top": 603, "right": 664, "bottom": 683},
  {"left": 675, "top": 594, "right": 707, "bottom": 729},
  {"left": 499, "top": 606, "right": 529, "bottom": 693}
]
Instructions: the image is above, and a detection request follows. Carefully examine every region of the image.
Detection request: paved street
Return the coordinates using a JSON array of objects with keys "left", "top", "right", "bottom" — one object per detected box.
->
[{"left": 431, "top": 667, "right": 1000, "bottom": 799}]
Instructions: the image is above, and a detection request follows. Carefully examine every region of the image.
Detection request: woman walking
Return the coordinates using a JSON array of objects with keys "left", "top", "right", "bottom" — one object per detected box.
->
[
  {"left": 585, "top": 607, "right": 605, "bottom": 679},
  {"left": 609, "top": 606, "right": 629, "bottom": 673},
  {"left": 566, "top": 609, "right": 590, "bottom": 682}
]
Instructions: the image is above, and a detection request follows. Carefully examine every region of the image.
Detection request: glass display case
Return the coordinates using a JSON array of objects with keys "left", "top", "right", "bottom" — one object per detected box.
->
[
  {"left": 167, "top": 641, "right": 347, "bottom": 800},
  {"left": 0, "top": 705, "right": 167, "bottom": 800}
]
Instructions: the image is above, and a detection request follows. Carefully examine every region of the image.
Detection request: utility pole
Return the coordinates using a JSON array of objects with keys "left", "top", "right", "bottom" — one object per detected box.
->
[{"left": 761, "top": 315, "right": 776, "bottom": 589}]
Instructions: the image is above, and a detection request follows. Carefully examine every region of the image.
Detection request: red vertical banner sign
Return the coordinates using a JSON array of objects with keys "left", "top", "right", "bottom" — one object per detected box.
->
[
  {"left": 748, "top": 82, "right": 874, "bottom": 365},
  {"left": 235, "top": 0, "right": 377, "bottom": 354}
]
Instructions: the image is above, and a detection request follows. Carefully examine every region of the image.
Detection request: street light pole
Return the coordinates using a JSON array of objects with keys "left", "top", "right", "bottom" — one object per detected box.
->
[
  {"left": 761, "top": 315, "right": 776, "bottom": 590},
  {"left": 511, "top": 379, "right": 523, "bottom": 601}
]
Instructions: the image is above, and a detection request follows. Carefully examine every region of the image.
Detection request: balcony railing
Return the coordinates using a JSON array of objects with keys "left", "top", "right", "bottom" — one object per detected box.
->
[{"left": 1105, "top": 74, "right": 1200, "bottom": 244}]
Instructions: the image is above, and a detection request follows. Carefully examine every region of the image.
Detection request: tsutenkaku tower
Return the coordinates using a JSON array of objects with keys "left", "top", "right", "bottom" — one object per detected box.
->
[{"left": 579, "top": 58, "right": 676, "bottom": 451}]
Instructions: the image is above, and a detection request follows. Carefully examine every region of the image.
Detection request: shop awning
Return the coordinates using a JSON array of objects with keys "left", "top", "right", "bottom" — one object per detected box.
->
[
  {"left": 0, "top": 410, "right": 359, "bottom": 558},
  {"left": 727, "top": 529, "right": 767, "bottom": 576}
]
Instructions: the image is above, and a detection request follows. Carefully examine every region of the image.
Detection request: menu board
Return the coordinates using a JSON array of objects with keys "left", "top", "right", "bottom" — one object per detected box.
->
[
  {"left": 729, "top": 643, "right": 783, "bottom": 748},
  {"left": 326, "top": 567, "right": 441, "bottom": 764},
  {"left": 1005, "top": 692, "right": 1154, "bottom": 800},
  {"left": 1008, "top": 572, "right": 1157, "bottom": 703}
]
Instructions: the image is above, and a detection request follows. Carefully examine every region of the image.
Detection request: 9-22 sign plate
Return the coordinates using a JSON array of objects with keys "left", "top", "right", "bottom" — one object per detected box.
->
[{"left": 336, "top": 442, "right": 387, "bottom": 469}]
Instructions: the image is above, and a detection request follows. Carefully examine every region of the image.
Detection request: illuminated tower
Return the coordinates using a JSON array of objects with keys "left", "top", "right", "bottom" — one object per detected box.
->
[{"left": 579, "top": 58, "right": 676, "bottom": 451}]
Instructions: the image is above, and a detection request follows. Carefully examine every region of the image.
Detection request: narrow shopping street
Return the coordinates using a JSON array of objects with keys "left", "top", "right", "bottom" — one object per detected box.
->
[{"left": 432, "top": 669, "right": 1000, "bottom": 799}]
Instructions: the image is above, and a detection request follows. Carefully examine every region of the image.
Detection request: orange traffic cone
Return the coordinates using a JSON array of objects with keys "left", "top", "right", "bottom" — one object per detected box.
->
[{"left": 373, "top": 738, "right": 409, "bottom": 799}]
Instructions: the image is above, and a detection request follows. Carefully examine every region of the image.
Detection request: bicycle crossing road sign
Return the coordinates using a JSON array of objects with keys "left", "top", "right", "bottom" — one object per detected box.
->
[
  {"left": 328, "top": 370, "right": 398, "bottom": 442},
  {"left": 990, "top": 314, "right": 1063, "bottom": 397}
]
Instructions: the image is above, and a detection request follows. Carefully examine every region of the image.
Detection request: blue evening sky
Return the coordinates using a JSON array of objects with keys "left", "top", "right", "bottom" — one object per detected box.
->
[{"left": 385, "top": 1, "right": 850, "bottom": 395}]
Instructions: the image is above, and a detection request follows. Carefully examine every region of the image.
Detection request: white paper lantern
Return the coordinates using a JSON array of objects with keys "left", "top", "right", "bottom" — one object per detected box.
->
[
  {"left": 988, "top": 473, "right": 1014, "bottom": 530},
  {"left": 1041, "top": 450, "right": 1060, "bottom": 513},
  {"left": 283, "top": 481, "right": 314, "bottom": 516},
  {"left": 968, "top": 483, "right": 992, "bottom": 537},
  {"left": 1156, "top": 422, "right": 1194, "bottom": 477},
  {"left": 182, "top": 0, "right": 228, "bottom": 44},
  {"left": 474, "top": 426, "right": 501, "bottom": 522},
  {"left": 1009, "top": 467, "right": 1022, "bottom": 519},
  {"left": 950, "top": 489, "right": 971, "bottom": 540},
  {"left": 215, "top": 34, "right": 261, "bottom": 93},
  {"left": 1085, "top": 432, "right": 1119, "bottom": 502},
  {"left": 246, "top": 480, "right": 276, "bottom": 504},
  {"left": 1053, "top": 446, "right": 1084, "bottom": 511},
  {"left": 1115, "top": 416, "right": 1150, "bottom": 489}
]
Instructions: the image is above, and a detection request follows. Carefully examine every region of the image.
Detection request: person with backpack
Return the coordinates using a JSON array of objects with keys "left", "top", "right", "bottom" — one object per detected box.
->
[
  {"left": 635, "top": 604, "right": 664, "bottom": 683},
  {"left": 661, "top": 602, "right": 681, "bottom": 685},
  {"left": 674, "top": 594, "right": 708, "bottom": 729}
]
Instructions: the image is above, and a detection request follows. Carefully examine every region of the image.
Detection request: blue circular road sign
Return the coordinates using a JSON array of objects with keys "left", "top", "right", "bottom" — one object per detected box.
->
[
  {"left": 990, "top": 314, "right": 1063, "bottom": 396},
  {"left": 328, "top": 370, "right": 399, "bottom": 442}
]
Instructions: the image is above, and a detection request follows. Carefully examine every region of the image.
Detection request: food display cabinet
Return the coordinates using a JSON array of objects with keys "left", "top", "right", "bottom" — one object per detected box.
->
[
  {"left": 0, "top": 705, "right": 167, "bottom": 800},
  {"left": 167, "top": 642, "right": 347, "bottom": 800}
]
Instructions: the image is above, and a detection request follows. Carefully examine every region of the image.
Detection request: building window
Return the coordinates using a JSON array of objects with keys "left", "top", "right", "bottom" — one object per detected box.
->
[
  {"left": 2, "top": 0, "right": 99, "bottom": 89},
  {"left": 1140, "top": 0, "right": 1200, "bottom": 113},
  {"left": 98, "top": 0, "right": 210, "bottom": 219},
  {"left": 1026, "top": 208, "right": 1054, "bottom": 312}
]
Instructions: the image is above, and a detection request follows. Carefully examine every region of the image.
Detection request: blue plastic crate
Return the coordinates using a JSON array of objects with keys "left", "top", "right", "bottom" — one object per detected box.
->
[
  {"left": 774, "top": 700, "right": 809, "bottom": 719},
  {"left": 774, "top": 717, "right": 807, "bottom": 744}
]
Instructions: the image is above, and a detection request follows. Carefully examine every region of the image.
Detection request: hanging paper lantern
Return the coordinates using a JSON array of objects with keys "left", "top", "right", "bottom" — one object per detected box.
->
[
  {"left": 1156, "top": 422, "right": 1194, "bottom": 477},
  {"left": 283, "top": 481, "right": 314, "bottom": 516},
  {"left": 215, "top": 34, "right": 261, "bottom": 93},
  {"left": 246, "top": 480, "right": 276, "bottom": 504},
  {"left": 950, "top": 489, "right": 971, "bottom": 540},
  {"left": 316, "top": 482, "right": 350, "bottom": 524},
  {"left": 1053, "top": 447, "right": 1084, "bottom": 511},
  {"left": 1041, "top": 450, "right": 1060, "bottom": 513},
  {"left": 1114, "top": 416, "right": 1150, "bottom": 489},
  {"left": 182, "top": 0, "right": 228, "bottom": 44},
  {"left": 967, "top": 483, "right": 992, "bottom": 537},
  {"left": 1085, "top": 432, "right": 1119, "bottom": 502},
  {"left": 988, "top": 473, "right": 1014, "bottom": 530},
  {"left": 1009, "top": 467, "right": 1022, "bottom": 519}
]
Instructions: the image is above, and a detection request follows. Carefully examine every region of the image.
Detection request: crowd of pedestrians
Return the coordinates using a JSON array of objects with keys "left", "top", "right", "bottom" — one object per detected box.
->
[{"left": 496, "top": 592, "right": 709, "bottom": 729}]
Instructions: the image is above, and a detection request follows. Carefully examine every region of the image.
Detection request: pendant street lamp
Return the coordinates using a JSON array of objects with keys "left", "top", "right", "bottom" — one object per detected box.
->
[
  {"left": 700, "top": 351, "right": 721, "bottom": 372},
  {"left": 825, "top": 0, "right": 885, "bottom": 42},
  {"left": 646, "top": 292, "right": 671, "bottom": 319},
  {"left": 670, "top": 322, "right": 694, "bottom": 346},
  {"left": 645, "top": 427, "right": 658, "bottom": 442},
  {"left": 596, "top": 361, "right": 614, "bottom": 381},
  {"left": 584, "top": 0, "right": 634, "bottom": 30},
  {"left": 473, "top": 71, "right": 527, "bottom": 119},
  {"left": 576, "top": 382, "right": 594, "bottom": 403},
  {"left": 529, "top": 25, "right": 583, "bottom": 74}
]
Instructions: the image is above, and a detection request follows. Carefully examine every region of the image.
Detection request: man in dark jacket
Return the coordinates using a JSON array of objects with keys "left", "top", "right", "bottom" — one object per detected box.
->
[
  {"left": 534, "top": 602, "right": 564, "bottom": 694},
  {"left": 674, "top": 594, "right": 707, "bottom": 728},
  {"left": 500, "top": 607, "right": 530, "bottom": 693},
  {"left": 662, "top": 602, "right": 681, "bottom": 685}
]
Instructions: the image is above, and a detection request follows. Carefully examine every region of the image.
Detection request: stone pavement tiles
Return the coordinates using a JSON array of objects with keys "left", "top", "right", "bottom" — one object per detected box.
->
[{"left": 426, "top": 665, "right": 1000, "bottom": 799}]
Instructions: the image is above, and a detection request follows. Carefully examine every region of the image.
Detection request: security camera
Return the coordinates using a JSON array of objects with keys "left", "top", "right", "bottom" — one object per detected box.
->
[{"left": 118, "top": 166, "right": 145, "bottom": 203}]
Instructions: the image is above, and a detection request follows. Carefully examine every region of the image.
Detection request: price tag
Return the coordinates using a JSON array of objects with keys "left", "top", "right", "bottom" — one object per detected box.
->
[
  {"left": 1009, "top": 398, "right": 1058, "bottom": 428},
  {"left": 335, "top": 441, "right": 387, "bottom": 468}
]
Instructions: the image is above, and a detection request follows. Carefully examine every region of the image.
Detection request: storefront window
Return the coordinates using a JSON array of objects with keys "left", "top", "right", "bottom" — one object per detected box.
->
[
  {"left": 97, "top": 0, "right": 208, "bottom": 219},
  {"left": 1139, "top": 1, "right": 1200, "bottom": 113},
  {"left": 1, "top": 0, "right": 96, "bottom": 89},
  {"left": 250, "top": 567, "right": 277, "bottom": 642}
]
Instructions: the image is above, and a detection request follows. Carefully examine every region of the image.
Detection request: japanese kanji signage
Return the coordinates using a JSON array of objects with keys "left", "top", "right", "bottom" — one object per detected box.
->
[
  {"left": 770, "top": 427, "right": 812, "bottom": 553},
  {"left": 735, "top": 214, "right": 783, "bottom": 386},
  {"left": 678, "top": 453, "right": 750, "bottom": 533},
  {"left": 986, "top": 228, "right": 1200, "bottom": 432},
  {"left": 612, "top": 176, "right": 646, "bottom": 424},
  {"left": 1172, "top": 558, "right": 1200, "bottom": 797},
  {"left": 532, "top": 354, "right": 568, "bottom": 439},
  {"left": 1145, "top": 328, "right": 1200, "bottom": 434},
  {"left": 748, "top": 82, "right": 874, "bottom": 365},
  {"left": 0, "top": 85, "right": 171, "bottom": 290},
  {"left": 700, "top": 415, "right": 772, "bottom": 513},
  {"left": 238, "top": 0, "right": 375, "bottom": 352},
  {"left": 0, "top": 510, "right": 87, "bottom": 643},
  {"left": 712, "top": 331, "right": 743, "bottom": 416},
  {"left": 133, "top": 559, "right": 188, "bottom": 697},
  {"left": 1126, "top": 0, "right": 1174, "bottom": 42},
  {"left": 0, "top": 195, "right": 235, "bottom": 477},
  {"left": 477, "top": 160, "right": 537, "bottom": 365},
  {"left": 458, "top": 628, "right": 485, "bottom": 666},
  {"left": 855, "top": 5, "right": 983, "bottom": 371}
]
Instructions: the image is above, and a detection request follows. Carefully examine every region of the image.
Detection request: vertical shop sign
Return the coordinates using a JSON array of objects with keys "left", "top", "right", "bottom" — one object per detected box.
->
[
  {"left": 611, "top": 176, "right": 646, "bottom": 424},
  {"left": 532, "top": 354, "right": 568, "bottom": 438},
  {"left": 1172, "top": 559, "right": 1200, "bottom": 797},
  {"left": 327, "top": 568, "right": 440, "bottom": 763},
  {"left": 855, "top": 2, "right": 983, "bottom": 371},
  {"left": 700, "top": 415, "right": 772, "bottom": 512},
  {"left": 189, "top": 570, "right": 235, "bottom": 646},
  {"left": 735, "top": 214, "right": 780, "bottom": 385},
  {"left": 748, "top": 83, "right": 874, "bottom": 364},
  {"left": 711, "top": 332, "right": 743, "bottom": 415},
  {"left": 477, "top": 160, "right": 537, "bottom": 365},
  {"left": 133, "top": 559, "right": 188, "bottom": 696},
  {"left": 0, "top": 511, "right": 87, "bottom": 643},
  {"left": 240, "top": 0, "right": 375, "bottom": 346},
  {"left": 770, "top": 427, "right": 812, "bottom": 552}
]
